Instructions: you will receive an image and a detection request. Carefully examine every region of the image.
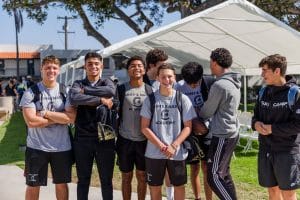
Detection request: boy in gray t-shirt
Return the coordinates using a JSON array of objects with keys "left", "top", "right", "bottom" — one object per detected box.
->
[
  {"left": 116, "top": 56, "right": 150, "bottom": 200},
  {"left": 141, "top": 63, "right": 196, "bottom": 200},
  {"left": 20, "top": 56, "right": 76, "bottom": 200}
]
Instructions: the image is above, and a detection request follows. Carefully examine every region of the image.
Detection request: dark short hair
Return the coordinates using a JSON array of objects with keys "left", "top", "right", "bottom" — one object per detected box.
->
[
  {"left": 42, "top": 55, "right": 60, "bottom": 66},
  {"left": 84, "top": 52, "right": 102, "bottom": 62},
  {"left": 146, "top": 49, "right": 168, "bottom": 67},
  {"left": 259, "top": 54, "right": 287, "bottom": 76},
  {"left": 181, "top": 62, "right": 203, "bottom": 84},
  {"left": 210, "top": 48, "right": 232, "bottom": 68},
  {"left": 126, "top": 55, "right": 145, "bottom": 69},
  {"left": 157, "top": 63, "right": 175, "bottom": 76}
]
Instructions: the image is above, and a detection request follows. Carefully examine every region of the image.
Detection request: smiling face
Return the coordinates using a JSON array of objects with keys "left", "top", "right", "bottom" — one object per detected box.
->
[
  {"left": 127, "top": 59, "right": 145, "bottom": 79},
  {"left": 40, "top": 62, "right": 60, "bottom": 85},
  {"left": 157, "top": 68, "right": 176, "bottom": 90},
  {"left": 84, "top": 57, "right": 103, "bottom": 79}
]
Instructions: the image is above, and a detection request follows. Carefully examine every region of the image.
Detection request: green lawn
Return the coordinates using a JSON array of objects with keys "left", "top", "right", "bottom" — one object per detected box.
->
[{"left": 1, "top": 112, "right": 299, "bottom": 199}]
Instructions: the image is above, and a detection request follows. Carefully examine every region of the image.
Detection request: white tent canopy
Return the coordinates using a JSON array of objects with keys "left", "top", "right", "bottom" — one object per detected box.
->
[{"left": 98, "top": 0, "right": 300, "bottom": 75}]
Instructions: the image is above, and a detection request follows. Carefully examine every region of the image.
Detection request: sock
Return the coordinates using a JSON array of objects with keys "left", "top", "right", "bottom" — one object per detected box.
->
[{"left": 166, "top": 186, "right": 174, "bottom": 200}]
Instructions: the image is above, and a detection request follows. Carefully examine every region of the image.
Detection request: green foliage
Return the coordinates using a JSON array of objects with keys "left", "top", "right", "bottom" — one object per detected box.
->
[{"left": 0, "top": 112, "right": 26, "bottom": 167}]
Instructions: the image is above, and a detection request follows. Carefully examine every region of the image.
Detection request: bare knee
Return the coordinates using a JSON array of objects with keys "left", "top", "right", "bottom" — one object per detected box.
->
[{"left": 122, "top": 172, "right": 133, "bottom": 184}]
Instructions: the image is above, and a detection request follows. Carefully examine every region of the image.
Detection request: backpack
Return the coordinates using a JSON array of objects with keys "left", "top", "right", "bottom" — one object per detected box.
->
[
  {"left": 258, "top": 85, "right": 300, "bottom": 110},
  {"left": 148, "top": 90, "right": 204, "bottom": 162}
]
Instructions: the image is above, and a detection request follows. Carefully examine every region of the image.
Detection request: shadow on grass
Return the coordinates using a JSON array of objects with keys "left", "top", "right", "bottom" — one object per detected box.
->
[{"left": 0, "top": 112, "right": 26, "bottom": 166}]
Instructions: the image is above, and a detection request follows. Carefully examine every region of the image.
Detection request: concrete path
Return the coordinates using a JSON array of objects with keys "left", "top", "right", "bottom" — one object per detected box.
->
[{"left": 0, "top": 165, "right": 152, "bottom": 200}]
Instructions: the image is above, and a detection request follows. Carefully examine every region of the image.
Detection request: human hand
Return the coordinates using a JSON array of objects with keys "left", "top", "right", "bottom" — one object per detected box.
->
[
  {"left": 101, "top": 98, "right": 113, "bottom": 109},
  {"left": 255, "top": 121, "right": 271, "bottom": 135}
]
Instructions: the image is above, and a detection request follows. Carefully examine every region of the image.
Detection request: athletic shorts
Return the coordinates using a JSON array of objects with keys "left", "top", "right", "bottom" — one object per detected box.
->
[
  {"left": 258, "top": 149, "right": 300, "bottom": 190},
  {"left": 187, "top": 133, "right": 211, "bottom": 165},
  {"left": 116, "top": 135, "right": 147, "bottom": 172},
  {"left": 145, "top": 157, "right": 187, "bottom": 186},
  {"left": 25, "top": 147, "right": 72, "bottom": 186}
]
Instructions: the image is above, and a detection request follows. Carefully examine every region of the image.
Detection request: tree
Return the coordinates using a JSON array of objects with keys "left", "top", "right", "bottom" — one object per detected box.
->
[
  {"left": 3, "top": 0, "right": 300, "bottom": 48},
  {"left": 13, "top": 8, "right": 23, "bottom": 80},
  {"left": 3, "top": 0, "right": 166, "bottom": 47}
]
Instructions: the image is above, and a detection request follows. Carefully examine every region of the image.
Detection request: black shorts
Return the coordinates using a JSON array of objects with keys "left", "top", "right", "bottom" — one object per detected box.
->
[
  {"left": 145, "top": 158, "right": 187, "bottom": 186},
  {"left": 25, "top": 147, "right": 72, "bottom": 186},
  {"left": 258, "top": 149, "right": 300, "bottom": 190},
  {"left": 116, "top": 135, "right": 147, "bottom": 173},
  {"left": 187, "top": 134, "right": 211, "bottom": 165}
]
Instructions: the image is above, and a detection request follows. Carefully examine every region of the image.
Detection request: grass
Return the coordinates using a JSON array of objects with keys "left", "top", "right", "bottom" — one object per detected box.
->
[{"left": 1, "top": 112, "right": 299, "bottom": 199}]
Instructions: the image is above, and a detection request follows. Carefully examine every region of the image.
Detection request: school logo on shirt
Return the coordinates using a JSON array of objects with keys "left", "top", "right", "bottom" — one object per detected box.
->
[
  {"left": 161, "top": 109, "right": 169, "bottom": 120},
  {"left": 194, "top": 95, "right": 204, "bottom": 107},
  {"left": 133, "top": 97, "right": 142, "bottom": 107}
]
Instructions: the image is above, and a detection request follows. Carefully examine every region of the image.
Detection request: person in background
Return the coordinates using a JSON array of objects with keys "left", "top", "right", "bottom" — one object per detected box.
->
[
  {"left": 144, "top": 49, "right": 168, "bottom": 92},
  {"left": 20, "top": 55, "right": 76, "bottom": 200},
  {"left": 252, "top": 54, "right": 300, "bottom": 200},
  {"left": 175, "top": 62, "right": 214, "bottom": 200},
  {"left": 197, "top": 48, "right": 241, "bottom": 200}
]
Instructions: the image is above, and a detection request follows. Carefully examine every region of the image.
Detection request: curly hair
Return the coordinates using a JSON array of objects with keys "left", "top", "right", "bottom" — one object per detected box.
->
[
  {"left": 210, "top": 48, "right": 232, "bottom": 68},
  {"left": 259, "top": 54, "right": 287, "bottom": 76},
  {"left": 181, "top": 62, "right": 203, "bottom": 84},
  {"left": 146, "top": 49, "right": 168, "bottom": 67}
]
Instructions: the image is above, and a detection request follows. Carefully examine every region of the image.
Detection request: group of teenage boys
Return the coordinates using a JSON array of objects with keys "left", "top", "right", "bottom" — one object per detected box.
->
[{"left": 20, "top": 47, "right": 300, "bottom": 200}]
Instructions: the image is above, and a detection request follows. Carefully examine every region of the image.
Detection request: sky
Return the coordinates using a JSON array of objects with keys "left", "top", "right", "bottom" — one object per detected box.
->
[{"left": 0, "top": 3, "right": 180, "bottom": 50}]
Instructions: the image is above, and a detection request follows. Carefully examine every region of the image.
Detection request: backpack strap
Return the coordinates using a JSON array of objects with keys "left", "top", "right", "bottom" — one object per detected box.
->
[
  {"left": 288, "top": 85, "right": 300, "bottom": 110},
  {"left": 175, "top": 91, "right": 184, "bottom": 131},
  {"left": 59, "top": 83, "right": 67, "bottom": 104},
  {"left": 30, "top": 83, "right": 41, "bottom": 104},
  {"left": 258, "top": 86, "right": 266, "bottom": 102},
  {"left": 116, "top": 84, "right": 126, "bottom": 122}
]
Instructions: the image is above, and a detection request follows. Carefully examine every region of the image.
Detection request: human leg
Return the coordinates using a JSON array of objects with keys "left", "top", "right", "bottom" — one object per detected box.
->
[
  {"left": 55, "top": 183, "right": 69, "bottom": 200},
  {"left": 25, "top": 186, "right": 40, "bottom": 200},
  {"left": 201, "top": 161, "right": 212, "bottom": 200},
  {"left": 150, "top": 186, "right": 162, "bottom": 200},
  {"left": 268, "top": 186, "right": 283, "bottom": 200},
  {"left": 73, "top": 138, "right": 95, "bottom": 200},
  {"left": 96, "top": 139, "right": 115, "bottom": 200},
  {"left": 207, "top": 137, "right": 237, "bottom": 200},
  {"left": 145, "top": 158, "right": 167, "bottom": 200},
  {"left": 281, "top": 189, "right": 296, "bottom": 200},
  {"left": 50, "top": 150, "right": 72, "bottom": 200},
  {"left": 136, "top": 170, "right": 147, "bottom": 200},
  {"left": 122, "top": 171, "right": 134, "bottom": 200},
  {"left": 164, "top": 170, "right": 174, "bottom": 200},
  {"left": 173, "top": 185, "right": 185, "bottom": 200},
  {"left": 190, "top": 163, "right": 201, "bottom": 199}
]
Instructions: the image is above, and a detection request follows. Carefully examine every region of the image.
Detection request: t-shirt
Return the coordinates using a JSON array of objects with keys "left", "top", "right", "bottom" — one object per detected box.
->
[
  {"left": 140, "top": 89, "right": 196, "bottom": 160},
  {"left": 175, "top": 80, "right": 204, "bottom": 109},
  {"left": 19, "top": 82, "right": 71, "bottom": 152},
  {"left": 119, "top": 82, "right": 147, "bottom": 141}
]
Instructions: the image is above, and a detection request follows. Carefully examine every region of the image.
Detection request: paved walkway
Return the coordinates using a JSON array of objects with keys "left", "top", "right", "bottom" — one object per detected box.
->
[{"left": 0, "top": 165, "right": 152, "bottom": 200}]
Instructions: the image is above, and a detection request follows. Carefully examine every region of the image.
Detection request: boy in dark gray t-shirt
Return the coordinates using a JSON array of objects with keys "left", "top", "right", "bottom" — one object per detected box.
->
[{"left": 141, "top": 63, "right": 196, "bottom": 200}]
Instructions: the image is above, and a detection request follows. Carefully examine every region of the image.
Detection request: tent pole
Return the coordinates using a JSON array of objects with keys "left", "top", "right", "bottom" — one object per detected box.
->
[{"left": 244, "top": 74, "right": 247, "bottom": 111}]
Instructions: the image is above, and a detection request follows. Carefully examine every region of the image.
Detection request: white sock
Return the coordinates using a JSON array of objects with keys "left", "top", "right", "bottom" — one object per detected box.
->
[{"left": 166, "top": 186, "right": 174, "bottom": 200}]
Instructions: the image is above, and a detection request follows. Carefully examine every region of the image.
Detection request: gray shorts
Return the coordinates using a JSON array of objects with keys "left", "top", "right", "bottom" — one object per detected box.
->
[{"left": 258, "top": 149, "right": 300, "bottom": 190}]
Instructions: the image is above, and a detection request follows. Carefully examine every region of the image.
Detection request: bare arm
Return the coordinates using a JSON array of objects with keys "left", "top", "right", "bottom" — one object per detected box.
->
[
  {"left": 141, "top": 116, "right": 167, "bottom": 151},
  {"left": 43, "top": 106, "right": 77, "bottom": 124},
  {"left": 22, "top": 107, "right": 55, "bottom": 128}
]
